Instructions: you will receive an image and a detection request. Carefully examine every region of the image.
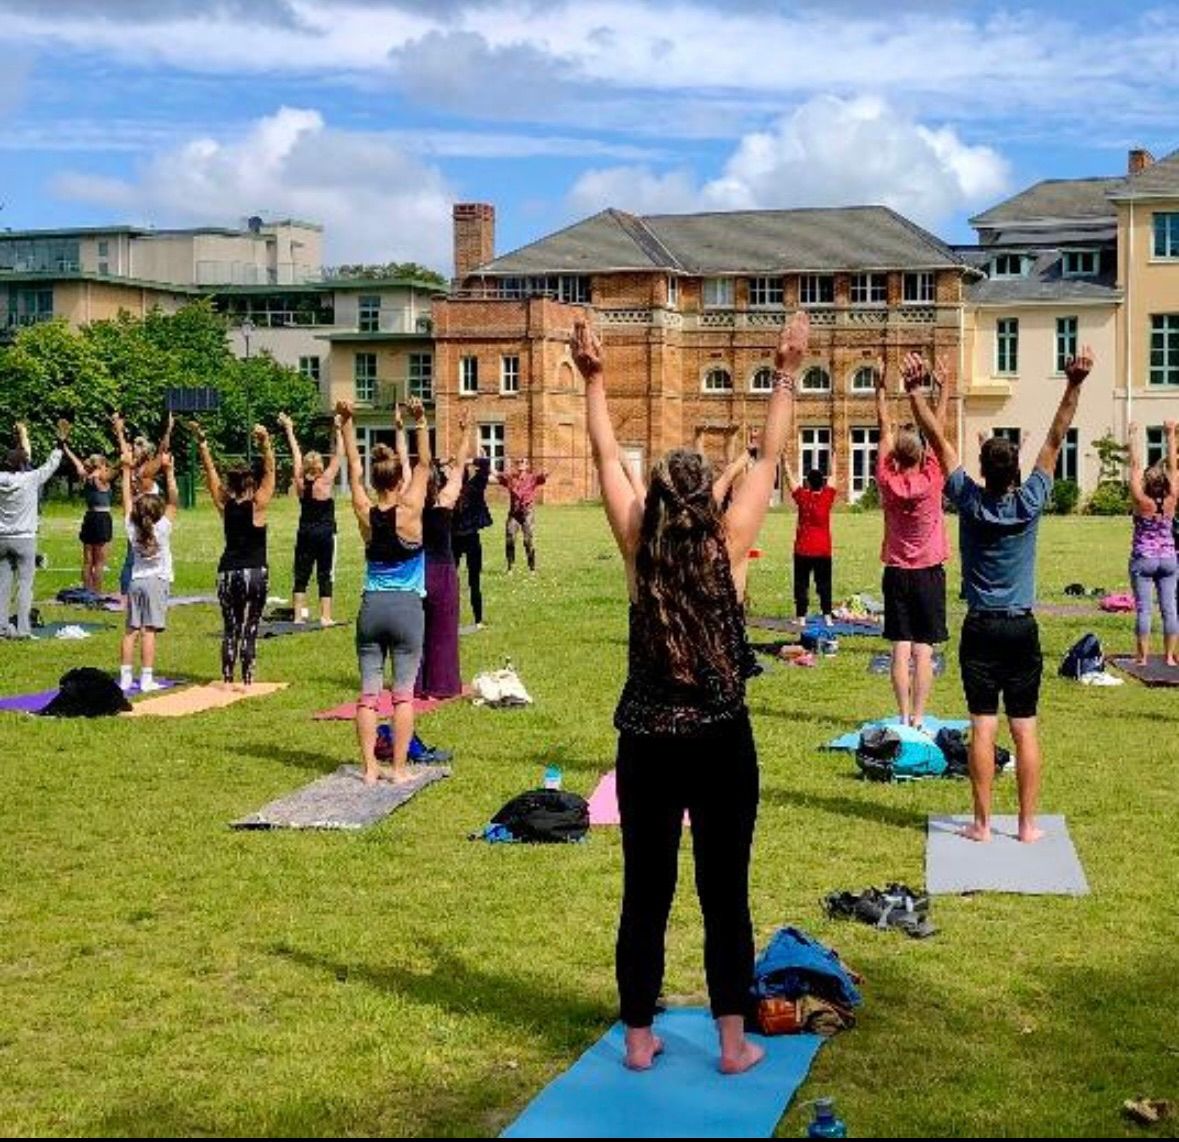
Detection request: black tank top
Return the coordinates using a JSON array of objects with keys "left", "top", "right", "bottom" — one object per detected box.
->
[
  {"left": 219, "top": 498, "right": 268, "bottom": 572},
  {"left": 365, "top": 505, "right": 421, "bottom": 564},
  {"left": 298, "top": 478, "right": 336, "bottom": 533},
  {"left": 422, "top": 506, "right": 455, "bottom": 563}
]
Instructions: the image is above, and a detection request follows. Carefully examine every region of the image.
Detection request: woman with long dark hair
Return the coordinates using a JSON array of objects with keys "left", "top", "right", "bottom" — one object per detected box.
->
[{"left": 571, "top": 310, "right": 807, "bottom": 1075}]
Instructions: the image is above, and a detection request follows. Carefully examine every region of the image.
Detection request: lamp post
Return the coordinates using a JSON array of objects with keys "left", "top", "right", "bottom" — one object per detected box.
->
[{"left": 241, "top": 318, "right": 255, "bottom": 461}]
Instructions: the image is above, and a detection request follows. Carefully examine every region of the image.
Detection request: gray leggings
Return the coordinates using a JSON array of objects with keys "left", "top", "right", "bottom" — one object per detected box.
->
[
  {"left": 0, "top": 536, "right": 37, "bottom": 638},
  {"left": 356, "top": 589, "right": 425, "bottom": 699},
  {"left": 1130, "top": 554, "right": 1179, "bottom": 637}
]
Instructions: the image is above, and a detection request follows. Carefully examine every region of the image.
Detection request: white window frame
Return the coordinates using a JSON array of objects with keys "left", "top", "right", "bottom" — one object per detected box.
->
[
  {"left": 1055, "top": 316, "right": 1078, "bottom": 374},
  {"left": 408, "top": 352, "right": 433, "bottom": 401},
  {"left": 850, "top": 273, "right": 887, "bottom": 305},
  {"left": 703, "top": 277, "right": 734, "bottom": 308},
  {"left": 799, "top": 427, "right": 831, "bottom": 477},
  {"left": 298, "top": 355, "right": 321, "bottom": 383},
  {"left": 748, "top": 276, "right": 784, "bottom": 308},
  {"left": 500, "top": 354, "right": 520, "bottom": 395},
  {"left": 666, "top": 276, "right": 679, "bottom": 309},
  {"left": 460, "top": 355, "right": 479, "bottom": 396},
  {"left": 1152, "top": 213, "right": 1179, "bottom": 259},
  {"left": 903, "top": 271, "right": 934, "bottom": 304},
  {"left": 1150, "top": 314, "right": 1179, "bottom": 386},
  {"left": 800, "top": 274, "right": 835, "bottom": 306},
  {"left": 750, "top": 365, "right": 774, "bottom": 393},
  {"left": 1146, "top": 426, "right": 1166, "bottom": 467},
  {"left": 702, "top": 366, "right": 733, "bottom": 393},
  {"left": 358, "top": 294, "right": 381, "bottom": 333},
  {"left": 993, "top": 427, "right": 1022, "bottom": 448},
  {"left": 996, "top": 317, "right": 1019, "bottom": 375},
  {"left": 354, "top": 352, "right": 377, "bottom": 404},
  {"left": 850, "top": 365, "right": 878, "bottom": 393},
  {"left": 479, "top": 423, "right": 506, "bottom": 473},
  {"left": 848, "top": 426, "right": 880, "bottom": 500},
  {"left": 991, "top": 253, "right": 1025, "bottom": 279},
  {"left": 1055, "top": 428, "right": 1079, "bottom": 483},
  {"left": 800, "top": 366, "right": 831, "bottom": 393},
  {"left": 1062, "top": 250, "right": 1099, "bottom": 277}
]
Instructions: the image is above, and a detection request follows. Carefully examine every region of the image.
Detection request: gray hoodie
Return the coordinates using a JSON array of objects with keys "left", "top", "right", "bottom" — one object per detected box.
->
[{"left": 0, "top": 450, "right": 62, "bottom": 538}]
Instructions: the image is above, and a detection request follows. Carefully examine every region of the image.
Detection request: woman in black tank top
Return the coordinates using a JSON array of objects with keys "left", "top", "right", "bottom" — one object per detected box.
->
[
  {"left": 570, "top": 312, "right": 808, "bottom": 1077},
  {"left": 193, "top": 420, "right": 276, "bottom": 686},
  {"left": 279, "top": 413, "right": 342, "bottom": 625},
  {"left": 61, "top": 436, "right": 115, "bottom": 593}
]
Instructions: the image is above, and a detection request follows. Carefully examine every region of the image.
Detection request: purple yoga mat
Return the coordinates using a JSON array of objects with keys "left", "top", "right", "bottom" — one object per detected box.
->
[{"left": 0, "top": 677, "right": 180, "bottom": 715}]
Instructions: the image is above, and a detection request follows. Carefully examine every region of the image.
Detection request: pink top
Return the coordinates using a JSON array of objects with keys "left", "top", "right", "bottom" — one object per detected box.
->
[
  {"left": 498, "top": 471, "right": 547, "bottom": 516},
  {"left": 876, "top": 450, "right": 949, "bottom": 569}
]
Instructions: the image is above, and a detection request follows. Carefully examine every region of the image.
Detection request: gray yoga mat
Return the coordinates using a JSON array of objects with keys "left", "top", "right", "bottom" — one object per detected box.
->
[
  {"left": 231, "top": 764, "right": 450, "bottom": 830},
  {"left": 747, "top": 615, "right": 802, "bottom": 633},
  {"left": 258, "top": 620, "right": 346, "bottom": 639},
  {"left": 867, "top": 651, "right": 945, "bottom": 676},
  {"left": 926, "top": 814, "right": 1089, "bottom": 896},
  {"left": 1108, "top": 656, "right": 1179, "bottom": 687}
]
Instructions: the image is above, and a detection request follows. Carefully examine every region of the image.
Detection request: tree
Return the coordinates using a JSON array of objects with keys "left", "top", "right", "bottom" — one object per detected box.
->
[
  {"left": 1085, "top": 431, "right": 1131, "bottom": 516},
  {"left": 322, "top": 261, "right": 447, "bottom": 287}
]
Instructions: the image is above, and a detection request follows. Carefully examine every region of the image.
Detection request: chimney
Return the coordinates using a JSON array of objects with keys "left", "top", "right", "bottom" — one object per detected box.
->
[
  {"left": 1128, "top": 148, "right": 1155, "bottom": 176},
  {"left": 453, "top": 203, "right": 495, "bottom": 284}
]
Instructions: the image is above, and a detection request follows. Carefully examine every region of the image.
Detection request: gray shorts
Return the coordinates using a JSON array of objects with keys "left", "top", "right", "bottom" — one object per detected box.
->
[
  {"left": 127, "top": 576, "right": 169, "bottom": 631},
  {"left": 356, "top": 589, "right": 424, "bottom": 701}
]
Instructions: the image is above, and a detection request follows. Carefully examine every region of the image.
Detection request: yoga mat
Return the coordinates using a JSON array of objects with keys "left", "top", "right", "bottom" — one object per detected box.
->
[
  {"left": 0, "top": 677, "right": 180, "bottom": 715},
  {"left": 588, "top": 770, "right": 690, "bottom": 828},
  {"left": 926, "top": 814, "right": 1089, "bottom": 896},
  {"left": 867, "top": 652, "right": 945, "bottom": 676},
  {"left": 29, "top": 621, "right": 112, "bottom": 639},
  {"left": 747, "top": 615, "right": 802, "bottom": 633},
  {"left": 124, "top": 681, "right": 286, "bottom": 718},
  {"left": 803, "top": 619, "right": 882, "bottom": 638},
  {"left": 460, "top": 623, "right": 480, "bottom": 636},
  {"left": 168, "top": 594, "right": 219, "bottom": 607},
  {"left": 1108, "top": 656, "right": 1179, "bottom": 687},
  {"left": 501, "top": 1008, "right": 823, "bottom": 1139},
  {"left": 257, "top": 620, "right": 347, "bottom": 639},
  {"left": 824, "top": 715, "right": 969, "bottom": 751},
  {"left": 231, "top": 763, "right": 450, "bottom": 830},
  {"left": 314, "top": 688, "right": 472, "bottom": 720}
]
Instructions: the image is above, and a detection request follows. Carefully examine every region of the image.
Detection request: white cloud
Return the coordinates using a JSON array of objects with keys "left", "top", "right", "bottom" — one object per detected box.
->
[
  {"left": 51, "top": 107, "right": 457, "bottom": 270},
  {"left": 568, "top": 96, "right": 1010, "bottom": 230}
]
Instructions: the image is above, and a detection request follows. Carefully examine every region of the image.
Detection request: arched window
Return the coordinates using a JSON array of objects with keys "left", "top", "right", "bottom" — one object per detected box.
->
[
  {"left": 851, "top": 365, "right": 878, "bottom": 393},
  {"left": 703, "top": 367, "right": 733, "bottom": 393},
  {"left": 750, "top": 366, "right": 774, "bottom": 393},
  {"left": 801, "top": 366, "right": 831, "bottom": 393}
]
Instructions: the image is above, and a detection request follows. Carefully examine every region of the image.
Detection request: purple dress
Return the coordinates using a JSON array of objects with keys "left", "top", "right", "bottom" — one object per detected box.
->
[{"left": 416, "top": 506, "right": 462, "bottom": 698}]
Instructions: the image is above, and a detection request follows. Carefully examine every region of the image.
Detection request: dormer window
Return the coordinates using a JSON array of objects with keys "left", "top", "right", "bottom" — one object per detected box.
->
[
  {"left": 1062, "top": 250, "right": 1099, "bottom": 278},
  {"left": 991, "top": 253, "right": 1026, "bottom": 278}
]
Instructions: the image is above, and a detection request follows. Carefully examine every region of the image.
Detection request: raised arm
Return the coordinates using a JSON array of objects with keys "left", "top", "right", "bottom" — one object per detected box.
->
[
  {"left": 60, "top": 438, "right": 87, "bottom": 481},
  {"left": 393, "top": 403, "right": 411, "bottom": 494},
  {"left": 322, "top": 416, "right": 343, "bottom": 484},
  {"left": 277, "top": 412, "right": 303, "bottom": 486},
  {"left": 190, "top": 420, "right": 225, "bottom": 512},
  {"left": 110, "top": 412, "right": 129, "bottom": 458},
  {"left": 138, "top": 412, "right": 173, "bottom": 487},
  {"left": 119, "top": 446, "right": 134, "bottom": 520},
  {"left": 1168, "top": 421, "right": 1179, "bottom": 506},
  {"left": 253, "top": 424, "right": 276, "bottom": 509},
  {"left": 334, "top": 401, "right": 371, "bottom": 525},
  {"left": 781, "top": 452, "right": 796, "bottom": 493},
  {"left": 15, "top": 420, "right": 31, "bottom": 457},
  {"left": 572, "top": 318, "right": 643, "bottom": 558},
  {"left": 903, "top": 353, "right": 959, "bottom": 475},
  {"left": 727, "top": 310, "right": 808, "bottom": 552},
  {"left": 933, "top": 356, "right": 952, "bottom": 430},
  {"left": 1128, "top": 423, "right": 1148, "bottom": 508},
  {"left": 713, "top": 447, "right": 752, "bottom": 506},
  {"left": 160, "top": 451, "right": 179, "bottom": 522},
  {"left": 1035, "top": 347, "right": 1092, "bottom": 478},
  {"left": 436, "top": 415, "right": 473, "bottom": 511},
  {"left": 875, "top": 362, "right": 895, "bottom": 458}
]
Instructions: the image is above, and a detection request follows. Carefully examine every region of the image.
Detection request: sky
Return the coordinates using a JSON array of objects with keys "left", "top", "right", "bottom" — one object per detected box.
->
[{"left": 0, "top": 0, "right": 1176, "bottom": 275}]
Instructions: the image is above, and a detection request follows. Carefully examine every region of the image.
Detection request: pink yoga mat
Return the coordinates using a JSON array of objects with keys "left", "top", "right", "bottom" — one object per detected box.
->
[
  {"left": 588, "top": 770, "right": 690, "bottom": 828},
  {"left": 313, "top": 687, "right": 472, "bottom": 721}
]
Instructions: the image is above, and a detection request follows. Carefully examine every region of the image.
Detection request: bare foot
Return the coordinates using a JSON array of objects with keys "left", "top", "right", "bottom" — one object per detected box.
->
[
  {"left": 719, "top": 1040, "right": 765, "bottom": 1075},
  {"left": 377, "top": 765, "right": 416, "bottom": 786},
  {"left": 623, "top": 1028, "right": 664, "bottom": 1071},
  {"left": 362, "top": 766, "right": 380, "bottom": 786},
  {"left": 1135, "top": 656, "right": 1148, "bottom": 666},
  {"left": 1018, "top": 824, "right": 1045, "bottom": 844},
  {"left": 958, "top": 822, "right": 992, "bottom": 843},
  {"left": 1167, "top": 658, "right": 1178, "bottom": 668}
]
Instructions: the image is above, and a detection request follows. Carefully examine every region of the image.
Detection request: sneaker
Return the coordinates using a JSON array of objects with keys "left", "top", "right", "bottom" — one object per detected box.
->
[
  {"left": 138, "top": 679, "right": 163, "bottom": 693},
  {"left": 408, "top": 733, "right": 454, "bottom": 765}
]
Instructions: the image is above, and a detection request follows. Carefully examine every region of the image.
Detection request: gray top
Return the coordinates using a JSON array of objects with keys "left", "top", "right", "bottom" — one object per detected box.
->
[
  {"left": 0, "top": 449, "right": 62, "bottom": 538},
  {"left": 945, "top": 467, "right": 1052, "bottom": 613}
]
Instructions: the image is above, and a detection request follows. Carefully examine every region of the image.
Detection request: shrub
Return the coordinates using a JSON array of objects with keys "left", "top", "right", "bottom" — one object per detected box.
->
[
  {"left": 1048, "top": 479, "right": 1080, "bottom": 515},
  {"left": 1085, "top": 480, "right": 1131, "bottom": 516},
  {"left": 852, "top": 479, "right": 880, "bottom": 512}
]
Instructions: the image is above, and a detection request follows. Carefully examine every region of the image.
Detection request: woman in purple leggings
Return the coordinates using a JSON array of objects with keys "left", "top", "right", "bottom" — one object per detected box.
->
[{"left": 1128, "top": 421, "right": 1178, "bottom": 666}]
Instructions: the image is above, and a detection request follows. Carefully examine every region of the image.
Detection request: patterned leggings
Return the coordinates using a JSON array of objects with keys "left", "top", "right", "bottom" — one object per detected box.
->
[{"left": 217, "top": 566, "right": 268, "bottom": 683}]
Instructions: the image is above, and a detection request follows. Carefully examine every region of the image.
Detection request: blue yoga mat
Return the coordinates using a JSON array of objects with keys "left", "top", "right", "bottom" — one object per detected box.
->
[
  {"left": 824, "top": 715, "right": 970, "bottom": 751},
  {"left": 502, "top": 1008, "right": 822, "bottom": 1139},
  {"left": 803, "top": 617, "right": 882, "bottom": 638}
]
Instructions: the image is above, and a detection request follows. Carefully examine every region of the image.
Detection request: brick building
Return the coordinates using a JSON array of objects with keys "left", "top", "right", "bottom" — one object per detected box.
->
[{"left": 431, "top": 203, "right": 977, "bottom": 503}]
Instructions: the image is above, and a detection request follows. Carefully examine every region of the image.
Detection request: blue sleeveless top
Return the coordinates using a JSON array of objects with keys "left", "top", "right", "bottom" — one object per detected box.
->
[{"left": 364, "top": 505, "right": 425, "bottom": 596}]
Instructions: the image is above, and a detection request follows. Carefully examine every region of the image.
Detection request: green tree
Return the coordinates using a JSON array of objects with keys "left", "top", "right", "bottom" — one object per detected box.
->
[
  {"left": 323, "top": 261, "right": 447, "bottom": 287},
  {"left": 1085, "top": 430, "right": 1131, "bottom": 516}
]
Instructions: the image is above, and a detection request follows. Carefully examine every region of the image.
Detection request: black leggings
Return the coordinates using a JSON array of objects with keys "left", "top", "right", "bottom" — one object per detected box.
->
[
  {"left": 452, "top": 530, "right": 484, "bottom": 624},
  {"left": 217, "top": 566, "right": 268, "bottom": 684},
  {"left": 293, "top": 528, "right": 335, "bottom": 598},
  {"left": 615, "top": 712, "right": 759, "bottom": 1028},
  {"left": 793, "top": 554, "right": 833, "bottom": 618}
]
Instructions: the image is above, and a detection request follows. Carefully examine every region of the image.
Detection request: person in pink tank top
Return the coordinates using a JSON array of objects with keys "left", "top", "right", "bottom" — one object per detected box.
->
[{"left": 1127, "top": 421, "right": 1179, "bottom": 666}]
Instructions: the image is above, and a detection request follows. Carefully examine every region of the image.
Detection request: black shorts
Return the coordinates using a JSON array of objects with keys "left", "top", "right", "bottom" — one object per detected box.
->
[
  {"left": 959, "top": 612, "right": 1042, "bottom": 719},
  {"left": 882, "top": 564, "right": 947, "bottom": 645},
  {"left": 79, "top": 510, "right": 113, "bottom": 546}
]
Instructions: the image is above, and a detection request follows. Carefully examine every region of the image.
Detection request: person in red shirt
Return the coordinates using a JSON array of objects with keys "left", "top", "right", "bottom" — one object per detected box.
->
[
  {"left": 784, "top": 454, "right": 837, "bottom": 621},
  {"left": 497, "top": 458, "right": 547, "bottom": 571}
]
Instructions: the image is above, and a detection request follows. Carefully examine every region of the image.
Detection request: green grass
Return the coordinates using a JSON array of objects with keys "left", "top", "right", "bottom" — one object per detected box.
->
[{"left": 2, "top": 501, "right": 1176, "bottom": 1138}]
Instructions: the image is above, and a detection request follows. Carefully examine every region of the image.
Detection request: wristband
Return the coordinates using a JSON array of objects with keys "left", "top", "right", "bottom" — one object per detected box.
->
[{"left": 772, "top": 371, "right": 796, "bottom": 394}]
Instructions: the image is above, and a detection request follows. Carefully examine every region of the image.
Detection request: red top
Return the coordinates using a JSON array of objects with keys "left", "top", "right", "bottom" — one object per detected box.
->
[
  {"left": 792, "top": 485, "right": 836, "bottom": 557},
  {"left": 498, "top": 471, "right": 547, "bottom": 516}
]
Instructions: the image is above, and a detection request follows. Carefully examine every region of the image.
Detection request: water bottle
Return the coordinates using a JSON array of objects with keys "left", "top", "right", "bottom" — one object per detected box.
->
[
  {"left": 807, "top": 1098, "right": 847, "bottom": 1139},
  {"left": 543, "top": 764, "right": 563, "bottom": 791}
]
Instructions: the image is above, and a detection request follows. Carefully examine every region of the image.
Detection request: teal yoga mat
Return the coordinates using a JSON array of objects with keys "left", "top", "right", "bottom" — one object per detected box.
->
[
  {"left": 824, "top": 715, "right": 969, "bottom": 751},
  {"left": 501, "top": 1008, "right": 822, "bottom": 1139}
]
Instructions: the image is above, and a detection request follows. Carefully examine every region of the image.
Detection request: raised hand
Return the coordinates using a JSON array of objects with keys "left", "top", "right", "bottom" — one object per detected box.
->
[
  {"left": 571, "top": 318, "right": 604, "bottom": 380},
  {"left": 159, "top": 450, "right": 174, "bottom": 472},
  {"left": 332, "top": 413, "right": 343, "bottom": 431},
  {"left": 334, "top": 400, "right": 354, "bottom": 423},
  {"left": 1064, "top": 346, "right": 1094, "bottom": 385},
  {"left": 900, "top": 352, "right": 930, "bottom": 392},
  {"left": 276, "top": 412, "right": 292, "bottom": 430},
  {"left": 458, "top": 413, "right": 468, "bottom": 434},
  {"left": 406, "top": 397, "right": 426, "bottom": 423},
  {"left": 186, "top": 418, "right": 207, "bottom": 443},
  {"left": 933, "top": 356, "right": 950, "bottom": 388},
  {"left": 1129, "top": 421, "right": 1139, "bottom": 438},
  {"left": 774, "top": 310, "right": 810, "bottom": 374},
  {"left": 394, "top": 403, "right": 404, "bottom": 430},
  {"left": 1165, "top": 421, "right": 1177, "bottom": 435},
  {"left": 56, "top": 418, "right": 72, "bottom": 440},
  {"left": 252, "top": 423, "right": 269, "bottom": 445},
  {"left": 873, "top": 359, "right": 888, "bottom": 392}
]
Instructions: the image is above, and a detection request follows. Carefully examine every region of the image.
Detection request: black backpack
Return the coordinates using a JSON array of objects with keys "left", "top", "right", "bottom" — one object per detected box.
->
[
  {"left": 40, "top": 667, "right": 132, "bottom": 718},
  {"left": 491, "top": 789, "right": 589, "bottom": 843},
  {"left": 1060, "top": 632, "right": 1103, "bottom": 679},
  {"left": 854, "top": 728, "right": 901, "bottom": 782},
  {"left": 935, "top": 727, "right": 1012, "bottom": 777}
]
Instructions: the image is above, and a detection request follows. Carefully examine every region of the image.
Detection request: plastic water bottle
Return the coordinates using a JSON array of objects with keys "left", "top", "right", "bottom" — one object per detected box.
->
[
  {"left": 543, "top": 764, "right": 563, "bottom": 791},
  {"left": 807, "top": 1098, "right": 847, "bottom": 1139}
]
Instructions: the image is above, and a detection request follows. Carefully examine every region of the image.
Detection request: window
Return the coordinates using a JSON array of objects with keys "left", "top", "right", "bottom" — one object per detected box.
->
[
  {"left": 850, "top": 273, "right": 887, "bottom": 305},
  {"left": 354, "top": 353, "right": 377, "bottom": 403},
  {"left": 479, "top": 423, "right": 506, "bottom": 473},
  {"left": 298, "top": 355, "right": 322, "bottom": 383},
  {"left": 799, "top": 427, "right": 831, "bottom": 476},
  {"left": 501, "top": 355, "right": 520, "bottom": 394},
  {"left": 1055, "top": 428, "right": 1079, "bottom": 483},
  {"left": 991, "top": 253, "right": 1026, "bottom": 278},
  {"left": 460, "top": 355, "right": 479, "bottom": 395},
  {"left": 993, "top": 427, "right": 1022, "bottom": 448},
  {"left": 1062, "top": 250, "right": 1099, "bottom": 277},
  {"left": 97, "top": 240, "right": 109, "bottom": 257},
  {"left": 903, "top": 272, "right": 934, "bottom": 304},
  {"left": 703, "top": 367, "right": 733, "bottom": 393},
  {"left": 557, "top": 275, "right": 589, "bottom": 304},
  {"left": 666, "top": 276, "right": 679, "bottom": 309},
  {"left": 748, "top": 277, "right": 784, "bottom": 308},
  {"left": 996, "top": 317, "right": 1019, "bottom": 374},
  {"left": 1150, "top": 315, "right": 1179, "bottom": 386},
  {"left": 358, "top": 295, "right": 381, "bottom": 333},
  {"left": 1153, "top": 213, "right": 1179, "bottom": 259},
  {"left": 750, "top": 366, "right": 774, "bottom": 393},
  {"left": 849, "top": 427, "right": 880, "bottom": 499},
  {"left": 408, "top": 352, "right": 433, "bottom": 401},
  {"left": 12, "top": 288, "right": 53, "bottom": 325},
  {"left": 97, "top": 262, "right": 109, "bottom": 276},
  {"left": 850, "top": 365, "right": 878, "bottom": 393},
  {"left": 703, "top": 278, "right": 734, "bottom": 308},
  {"left": 1146, "top": 427, "right": 1166, "bottom": 468},
  {"left": 800, "top": 275, "right": 835, "bottom": 306},
  {"left": 1054, "top": 316, "right": 1078, "bottom": 373},
  {"left": 801, "top": 366, "right": 831, "bottom": 393}
]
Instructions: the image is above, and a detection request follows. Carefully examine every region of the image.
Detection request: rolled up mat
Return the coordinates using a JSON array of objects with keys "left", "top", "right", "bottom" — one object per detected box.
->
[
  {"left": 824, "top": 715, "right": 969, "bottom": 751},
  {"left": 123, "top": 681, "right": 287, "bottom": 718},
  {"left": 501, "top": 1007, "right": 823, "bottom": 1139},
  {"left": 1108, "top": 656, "right": 1179, "bottom": 686},
  {"left": 0, "top": 677, "right": 180, "bottom": 715}
]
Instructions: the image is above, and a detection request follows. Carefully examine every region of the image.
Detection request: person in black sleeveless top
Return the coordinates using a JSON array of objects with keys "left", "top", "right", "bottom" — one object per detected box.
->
[
  {"left": 278, "top": 412, "right": 342, "bottom": 625},
  {"left": 61, "top": 436, "right": 115, "bottom": 593},
  {"left": 571, "top": 310, "right": 808, "bottom": 1075},
  {"left": 193, "top": 420, "right": 276, "bottom": 686}
]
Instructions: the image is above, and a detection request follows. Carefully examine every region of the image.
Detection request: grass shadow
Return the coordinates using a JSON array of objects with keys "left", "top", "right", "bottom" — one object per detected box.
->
[
  {"left": 760, "top": 785, "right": 929, "bottom": 833},
  {"left": 240, "top": 743, "right": 344, "bottom": 774}
]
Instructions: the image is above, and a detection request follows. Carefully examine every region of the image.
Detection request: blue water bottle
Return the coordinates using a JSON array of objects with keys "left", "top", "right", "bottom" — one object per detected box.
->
[
  {"left": 543, "top": 764, "right": 563, "bottom": 791},
  {"left": 807, "top": 1098, "right": 847, "bottom": 1139}
]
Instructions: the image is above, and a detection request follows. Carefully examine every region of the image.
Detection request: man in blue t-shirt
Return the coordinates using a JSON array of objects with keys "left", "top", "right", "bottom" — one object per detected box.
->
[{"left": 902, "top": 347, "right": 1093, "bottom": 844}]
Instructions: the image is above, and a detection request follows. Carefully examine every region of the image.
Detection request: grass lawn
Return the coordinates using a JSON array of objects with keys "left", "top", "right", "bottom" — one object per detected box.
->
[{"left": 1, "top": 499, "right": 1176, "bottom": 1138}]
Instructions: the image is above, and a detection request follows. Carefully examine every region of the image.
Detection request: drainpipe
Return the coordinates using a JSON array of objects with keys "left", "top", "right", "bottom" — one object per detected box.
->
[
  {"left": 1126, "top": 201, "right": 1134, "bottom": 438},
  {"left": 957, "top": 299, "right": 966, "bottom": 464}
]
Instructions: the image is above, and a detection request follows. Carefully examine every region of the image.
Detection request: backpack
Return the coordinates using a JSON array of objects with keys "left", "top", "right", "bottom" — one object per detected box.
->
[
  {"left": 472, "top": 665, "right": 533, "bottom": 707},
  {"left": 39, "top": 667, "right": 132, "bottom": 718},
  {"left": 1063, "top": 582, "right": 1086, "bottom": 597},
  {"left": 490, "top": 789, "right": 589, "bottom": 843},
  {"left": 855, "top": 725, "right": 946, "bottom": 782},
  {"left": 1060, "top": 632, "right": 1103, "bottom": 679},
  {"left": 935, "top": 727, "right": 1012, "bottom": 777}
]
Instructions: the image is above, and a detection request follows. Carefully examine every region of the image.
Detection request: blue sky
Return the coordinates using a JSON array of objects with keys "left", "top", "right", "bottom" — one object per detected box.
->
[{"left": 1, "top": 0, "right": 1176, "bottom": 274}]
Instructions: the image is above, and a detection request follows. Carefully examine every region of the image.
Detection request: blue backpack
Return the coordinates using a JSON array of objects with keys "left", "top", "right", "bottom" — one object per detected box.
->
[
  {"left": 752, "top": 926, "right": 863, "bottom": 1007},
  {"left": 855, "top": 725, "right": 947, "bottom": 781}
]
